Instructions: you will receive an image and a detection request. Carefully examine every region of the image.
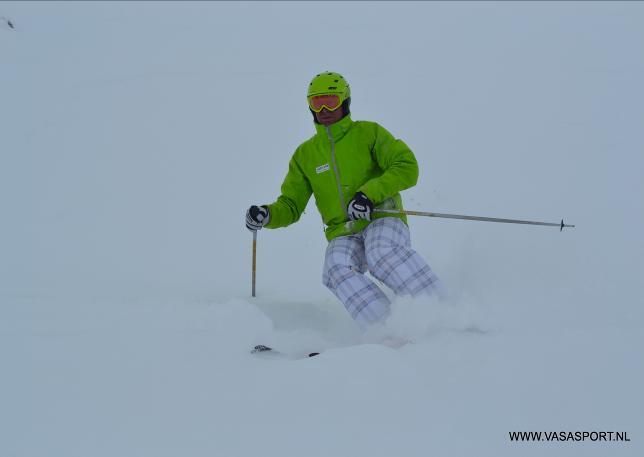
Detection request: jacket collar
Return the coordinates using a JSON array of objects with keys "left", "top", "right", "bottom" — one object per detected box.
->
[{"left": 314, "top": 115, "right": 353, "bottom": 141}]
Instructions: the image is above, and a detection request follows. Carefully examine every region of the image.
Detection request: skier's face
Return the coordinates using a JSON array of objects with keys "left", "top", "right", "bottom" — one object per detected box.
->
[{"left": 315, "top": 106, "right": 344, "bottom": 126}]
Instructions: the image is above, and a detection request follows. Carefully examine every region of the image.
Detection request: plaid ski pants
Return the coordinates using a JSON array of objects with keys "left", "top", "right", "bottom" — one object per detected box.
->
[{"left": 322, "top": 217, "right": 443, "bottom": 328}]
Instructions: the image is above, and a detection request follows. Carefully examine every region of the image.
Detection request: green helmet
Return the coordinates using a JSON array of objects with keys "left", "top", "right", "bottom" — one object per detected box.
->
[{"left": 307, "top": 71, "right": 351, "bottom": 103}]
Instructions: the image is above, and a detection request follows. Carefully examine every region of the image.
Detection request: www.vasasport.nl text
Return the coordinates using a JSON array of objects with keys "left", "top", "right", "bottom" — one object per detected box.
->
[{"left": 509, "top": 431, "right": 630, "bottom": 442}]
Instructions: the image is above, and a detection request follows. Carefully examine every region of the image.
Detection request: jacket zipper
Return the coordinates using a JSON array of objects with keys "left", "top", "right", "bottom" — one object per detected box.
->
[{"left": 326, "top": 126, "right": 348, "bottom": 218}]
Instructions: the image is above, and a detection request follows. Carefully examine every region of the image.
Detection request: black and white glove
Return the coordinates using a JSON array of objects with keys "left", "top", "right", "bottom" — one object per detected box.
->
[
  {"left": 246, "top": 205, "right": 270, "bottom": 231},
  {"left": 347, "top": 192, "right": 374, "bottom": 221}
]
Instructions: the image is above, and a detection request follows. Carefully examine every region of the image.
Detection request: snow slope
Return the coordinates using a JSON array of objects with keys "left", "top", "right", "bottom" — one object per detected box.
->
[{"left": 1, "top": 2, "right": 643, "bottom": 456}]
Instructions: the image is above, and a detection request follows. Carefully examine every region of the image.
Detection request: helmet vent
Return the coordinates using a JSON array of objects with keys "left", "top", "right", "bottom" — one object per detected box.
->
[{"left": 328, "top": 86, "right": 337, "bottom": 90}]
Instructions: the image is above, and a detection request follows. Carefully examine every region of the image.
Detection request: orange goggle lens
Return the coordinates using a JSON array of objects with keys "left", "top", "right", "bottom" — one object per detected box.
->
[{"left": 308, "top": 94, "right": 342, "bottom": 112}]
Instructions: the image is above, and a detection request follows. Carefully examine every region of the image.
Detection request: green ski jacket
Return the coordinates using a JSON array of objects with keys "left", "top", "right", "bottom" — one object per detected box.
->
[{"left": 265, "top": 115, "right": 419, "bottom": 241}]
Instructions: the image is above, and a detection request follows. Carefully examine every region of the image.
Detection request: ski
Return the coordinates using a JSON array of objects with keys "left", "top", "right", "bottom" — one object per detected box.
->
[
  {"left": 250, "top": 336, "right": 435, "bottom": 359},
  {"left": 250, "top": 345, "right": 320, "bottom": 359}
]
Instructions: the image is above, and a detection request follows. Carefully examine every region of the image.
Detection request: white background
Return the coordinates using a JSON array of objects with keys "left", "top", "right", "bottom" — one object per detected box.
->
[{"left": 1, "top": 2, "right": 642, "bottom": 456}]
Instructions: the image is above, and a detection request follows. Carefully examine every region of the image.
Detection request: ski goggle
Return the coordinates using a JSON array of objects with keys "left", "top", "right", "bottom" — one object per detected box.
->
[{"left": 308, "top": 93, "right": 342, "bottom": 113}]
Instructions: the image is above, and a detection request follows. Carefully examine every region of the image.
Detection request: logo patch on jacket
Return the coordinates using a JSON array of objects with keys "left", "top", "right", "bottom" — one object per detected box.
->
[{"left": 316, "top": 163, "right": 330, "bottom": 174}]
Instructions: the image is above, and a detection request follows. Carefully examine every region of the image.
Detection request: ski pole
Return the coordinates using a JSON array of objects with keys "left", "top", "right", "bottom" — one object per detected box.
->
[
  {"left": 252, "top": 230, "right": 257, "bottom": 297},
  {"left": 374, "top": 209, "right": 575, "bottom": 231}
]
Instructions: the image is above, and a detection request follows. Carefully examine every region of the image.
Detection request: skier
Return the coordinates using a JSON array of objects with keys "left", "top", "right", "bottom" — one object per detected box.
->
[{"left": 245, "top": 72, "right": 444, "bottom": 329}]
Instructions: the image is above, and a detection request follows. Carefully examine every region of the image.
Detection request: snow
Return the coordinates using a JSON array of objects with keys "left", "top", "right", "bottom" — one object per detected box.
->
[{"left": 1, "top": 2, "right": 643, "bottom": 456}]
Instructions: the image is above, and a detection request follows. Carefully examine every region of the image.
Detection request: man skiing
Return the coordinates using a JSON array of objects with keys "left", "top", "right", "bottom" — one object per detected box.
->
[{"left": 246, "top": 72, "right": 444, "bottom": 329}]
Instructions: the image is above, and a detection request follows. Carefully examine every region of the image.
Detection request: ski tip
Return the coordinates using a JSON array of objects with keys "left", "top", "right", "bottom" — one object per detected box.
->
[{"left": 251, "top": 344, "right": 273, "bottom": 354}]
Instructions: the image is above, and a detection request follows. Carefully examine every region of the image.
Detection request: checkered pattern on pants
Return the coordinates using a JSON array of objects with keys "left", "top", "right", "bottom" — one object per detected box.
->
[{"left": 322, "top": 217, "right": 443, "bottom": 328}]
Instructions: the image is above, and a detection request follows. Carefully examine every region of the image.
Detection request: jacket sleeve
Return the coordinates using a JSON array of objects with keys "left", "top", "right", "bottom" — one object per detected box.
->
[
  {"left": 358, "top": 123, "right": 419, "bottom": 204},
  {"left": 265, "top": 153, "right": 313, "bottom": 229}
]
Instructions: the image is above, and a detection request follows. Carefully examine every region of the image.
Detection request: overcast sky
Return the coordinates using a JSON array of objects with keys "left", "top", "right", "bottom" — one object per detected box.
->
[{"left": 1, "top": 1, "right": 642, "bottom": 308}]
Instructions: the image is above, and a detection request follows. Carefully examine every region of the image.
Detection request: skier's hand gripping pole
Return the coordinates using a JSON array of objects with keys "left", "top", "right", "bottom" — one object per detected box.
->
[{"left": 246, "top": 205, "right": 270, "bottom": 297}]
